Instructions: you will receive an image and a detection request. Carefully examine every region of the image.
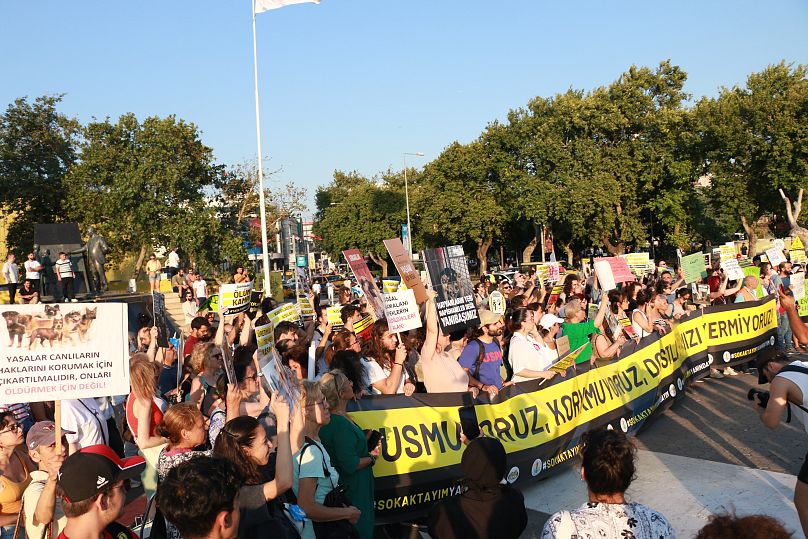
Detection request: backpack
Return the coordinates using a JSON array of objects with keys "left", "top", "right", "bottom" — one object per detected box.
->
[{"left": 472, "top": 339, "right": 513, "bottom": 384}]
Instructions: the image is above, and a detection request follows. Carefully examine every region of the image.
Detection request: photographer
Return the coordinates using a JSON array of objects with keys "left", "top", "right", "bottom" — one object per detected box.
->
[{"left": 752, "top": 347, "right": 808, "bottom": 535}]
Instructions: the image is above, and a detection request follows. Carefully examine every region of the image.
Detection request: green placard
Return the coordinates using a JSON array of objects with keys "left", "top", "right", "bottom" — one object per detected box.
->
[
  {"left": 799, "top": 296, "right": 808, "bottom": 318},
  {"left": 681, "top": 252, "right": 707, "bottom": 284},
  {"left": 742, "top": 266, "right": 765, "bottom": 297}
]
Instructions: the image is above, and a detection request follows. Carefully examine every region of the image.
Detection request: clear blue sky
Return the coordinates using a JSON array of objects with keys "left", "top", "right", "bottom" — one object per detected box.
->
[{"left": 2, "top": 1, "right": 807, "bottom": 216}]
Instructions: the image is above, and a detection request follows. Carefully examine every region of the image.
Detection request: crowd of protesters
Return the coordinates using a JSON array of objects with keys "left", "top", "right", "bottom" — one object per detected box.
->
[{"left": 1, "top": 241, "right": 807, "bottom": 539}]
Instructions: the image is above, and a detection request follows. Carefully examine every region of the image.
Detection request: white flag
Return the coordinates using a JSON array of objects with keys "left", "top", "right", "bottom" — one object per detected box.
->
[{"left": 254, "top": 0, "right": 320, "bottom": 12}]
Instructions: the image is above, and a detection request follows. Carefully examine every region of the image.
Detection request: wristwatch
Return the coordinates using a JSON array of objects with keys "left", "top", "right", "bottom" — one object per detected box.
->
[{"left": 369, "top": 455, "right": 377, "bottom": 466}]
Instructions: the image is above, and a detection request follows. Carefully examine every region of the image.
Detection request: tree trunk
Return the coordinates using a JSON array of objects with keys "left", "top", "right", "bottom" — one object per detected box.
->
[
  {"left": 131, "top": 244, "right": 148, "bottom": 281},
  {"left": 477, "top": 239, "right": 492, "bottom": 275},
  {"left": 740, "top": 215, "right": 757, "bottom": 258},
  {"left": 522, "top": 234, "right": 538, "bottom": 264},
  {"left": 367, "top": 251, "right": 388, "bottom": 277},
  {"left": 602, "top": 238, "right": 625, "bottom": 256},
  {"left": 780, "top": 188, "right": 808, "bottom": 250},
  {"left": 564, "top": 244, "right": 574, "bottom": 266}
]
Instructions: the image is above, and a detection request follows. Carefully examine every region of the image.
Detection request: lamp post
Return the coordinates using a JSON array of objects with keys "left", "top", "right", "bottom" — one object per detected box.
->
[{"left": 403, "top": 152, "right": 424, "bottom": 259}]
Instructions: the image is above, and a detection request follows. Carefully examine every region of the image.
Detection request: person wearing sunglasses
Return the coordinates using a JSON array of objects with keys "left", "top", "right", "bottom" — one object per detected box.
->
[
  {"left": 292, "top": 381, "right": 361, "bottom": 539},
  {"left": 0, "top": 413, "right": 34, "bottom": 539},
  {"left": 188, "top": 342, "right": 224, "bottom": 416}
]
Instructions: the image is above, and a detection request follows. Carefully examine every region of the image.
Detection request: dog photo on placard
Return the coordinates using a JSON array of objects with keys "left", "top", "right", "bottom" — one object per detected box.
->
[{"left": 1, "top": 304, "right": 100, "bottom": 349}]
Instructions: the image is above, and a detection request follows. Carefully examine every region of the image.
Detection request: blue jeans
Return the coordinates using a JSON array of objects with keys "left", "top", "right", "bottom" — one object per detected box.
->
[
  {"left": 778, "top": 311, "right": 794, "bottom": 350},
  {"left": 0, "top": 525, "right": 17, "bottom": 539}
]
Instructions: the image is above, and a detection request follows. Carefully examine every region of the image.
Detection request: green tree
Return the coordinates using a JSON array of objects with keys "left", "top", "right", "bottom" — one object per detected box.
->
[
  {"left": 64, "top": 113, "right": 227, "bottom": 276},
  {"left": 315, "top": 172, "right": 405, "bottom": 276},
  {"left": 415, "top": 140, "right": 507, "bottom": 274},
  {"left": 0, "top": 95, "right": 80, "bottom": 254},
  {"left": 695, "top": 61, "right": 808, "bottom": 256}
]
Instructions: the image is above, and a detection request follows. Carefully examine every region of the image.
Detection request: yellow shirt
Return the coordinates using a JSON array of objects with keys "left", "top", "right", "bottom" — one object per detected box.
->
[{"left": 145, "top": 260, "right": 162, "bottom": 274}]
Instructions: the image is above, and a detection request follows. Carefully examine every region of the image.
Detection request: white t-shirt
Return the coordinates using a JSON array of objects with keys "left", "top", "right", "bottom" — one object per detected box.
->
[
  {"left": 510, "top": 332, "right": 553, "bottom": 382},
  {"left": 60, "top": 398, "right": 109, "bottom": 449},
  {"left": 167, "top": 250, "right": 180, "bottom": 268},
  {"left": 365, "top": 358, "right": 407, "bottom": 394},
  {"left": 193, "top": 279, "right": 207, "bottom": 298},
  {"left": 2, "top": 261, "right": 18, "bottom": 283},
  {"left": 24, "top": 260, "right": 41, "bottom": 280}
]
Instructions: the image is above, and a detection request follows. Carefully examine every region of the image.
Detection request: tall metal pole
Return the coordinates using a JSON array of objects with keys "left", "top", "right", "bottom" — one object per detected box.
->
[
  {"left": 403, "top": 152, "right": 424, "bottom": 260},
  {"left": 251, "top": 0, "right": 271, "bottom": 292}
]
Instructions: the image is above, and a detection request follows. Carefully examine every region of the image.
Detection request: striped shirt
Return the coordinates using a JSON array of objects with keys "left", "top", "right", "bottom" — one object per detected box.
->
[{"left": 55, "top": 258, "right": 74, "bottom": 278}]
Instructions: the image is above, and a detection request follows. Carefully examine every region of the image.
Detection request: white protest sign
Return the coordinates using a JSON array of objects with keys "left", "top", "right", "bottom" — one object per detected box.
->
[
  {"left": 792, "top": 272, "right": 805, "bottom": 301},
  {"left": 383, "top": 290, "right": 422, "bottom": 333},
  {"left": 488, "top": 290, "right": 506, "bottom": 314},
  {"left": 765, "top": 247, "right": 787, "bottom": 267},
  {"left": 0, "top": 303, "right": 129, "bottom": 404},
  {"left": 720, "top": 259, "right": 745, "bottom": 281},
  {"left": 773, "top": 238, "right": 785, "bottom": 252},
  {"left": 218, "top": 281, "right": 253, "bottom": 316}
]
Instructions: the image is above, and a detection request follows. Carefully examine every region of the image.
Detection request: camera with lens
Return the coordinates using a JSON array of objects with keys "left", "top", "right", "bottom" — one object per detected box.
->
[{"left": 748, "top": 388, "right": 770, "bottom": 408}]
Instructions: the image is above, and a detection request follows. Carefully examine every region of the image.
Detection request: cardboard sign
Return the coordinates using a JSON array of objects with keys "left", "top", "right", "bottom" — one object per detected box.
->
[
  {"left": 720, "top": 259, "right": 745, "bottom": 281},
  {"left": 623, "top": 252, "right": 651, "bottom": 277},
  {"left": 691, "top": 283, "right": 711, "bottom": 305},
  {"left": 792, "top": 249, "right": 808, "bottom": 265},
  {"left": 249, "top": 291, "right": 264, "bottom": 313},
  {"left": 488, "top": 291, "right": 506, "bottom": 314},
  {"left": 799, "top": 295, "right": 808, "bottom": 318},
  {"left": 423, "top": 245, "right": 480, "bottom": 334},
  {"left": 255, "top": 320, "right": 274, "bottom": 355},
  {"left": 792, "top": 272, "right": 805, "bottom": 301},
  {"left": 383, "top": 279, "right": 400, "bottom": 293},
  {"left": 326, "top": 305, "right": 344, "bottom": 332},
  {"left": 547, "top": 285, "right": 564, "bottom": 306},
  {"left": 383, "top": 290, "right": 422, "bottom": 334},
  {"left": 297, "top": 297, "right": 315, "bottom": 319},
  {"left": 618, "top": 314, "right": 638, "bottom": 340},
  {"left": 594, "top": 257, "right": 635, "bottom": 291},
  {"left": 547, "top": 263, "right": 561, "bottom": 283},
  {"left": 773, "top": 238, "right": 785, "bottom": 251},
  {"left": 343, "top": 249, "right": 386, "bottom": 320},
  {"left": 681, "top": 252, "right": 708, "bottom": 284},
  {"left": 260, "top": 349, "right": 301, "bottom": 413},
  {"left": 0, "top": 303, "right": 130, "bottom": 403},
  {"left": 151, "top": 292, "right": 169, "bottom": 348},
  {"left": 555, "top": 335, "right": 570, "bottom": 358},
  {"left": 218, "top": 281, "right": 253, "bottom": 316},
  {"left": 353, "top": 314, "right": 375, "bottom": 341},
  {"left": 549, "top": 342, "right": 588, "bottom": 374},
  {"left": 765, "top": 247, "right": 787, "bottom": 267},
  {"left": 384, "top": 238, "right": 428, "bottom": 304},
  {"left": 719, "top": 243, "right": 736, "bottom": 263}
]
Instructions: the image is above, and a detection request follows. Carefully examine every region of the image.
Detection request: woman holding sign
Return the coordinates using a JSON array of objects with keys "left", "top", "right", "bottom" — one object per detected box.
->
[
  {"left": 366, "top": 322, "right": 416, "bottom": 396},
  {"left": 419, "top": 291, "right": 472, "bottom": 393},
  {"left": 507, "top": 308, "right": 559, "bottom": 383}
]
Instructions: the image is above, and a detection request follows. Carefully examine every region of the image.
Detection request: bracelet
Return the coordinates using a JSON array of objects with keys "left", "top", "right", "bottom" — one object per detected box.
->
[{"left": 394, "top": 362, "right": 404, "bottom": 366}]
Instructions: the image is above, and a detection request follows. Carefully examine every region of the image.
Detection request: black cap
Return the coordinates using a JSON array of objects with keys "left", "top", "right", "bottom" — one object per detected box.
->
[
  {"left": 58, "top": 445, "right": 145, "bottom": 503},
  {"left": 755, "top": 347, "right": 788, "bottom": 384}
]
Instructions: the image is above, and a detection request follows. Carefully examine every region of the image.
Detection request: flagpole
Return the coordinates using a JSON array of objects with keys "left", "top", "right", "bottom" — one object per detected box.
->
[{"left": 252, "top": 0, "right": 272, "bottom": 294}]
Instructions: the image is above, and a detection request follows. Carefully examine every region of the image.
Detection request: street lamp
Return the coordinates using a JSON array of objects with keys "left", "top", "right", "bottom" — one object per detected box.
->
[{"left": 403, "top": 152, "right": 424, "bottom": 259}]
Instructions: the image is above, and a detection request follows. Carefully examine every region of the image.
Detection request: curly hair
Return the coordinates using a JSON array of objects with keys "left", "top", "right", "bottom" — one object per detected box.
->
[
  {"left": 581, "top": 428, "right": 636, "bottom": 495},
  {"left": 190, "top": 342, "right": 218, "bottom": 374},
  {"left": 695, "top": 513, "right": 790, "bottom": 539}
]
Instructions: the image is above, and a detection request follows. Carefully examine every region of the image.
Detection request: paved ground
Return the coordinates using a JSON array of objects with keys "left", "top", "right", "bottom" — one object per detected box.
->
[{"left": 519, "top": 371, "right": 807, "bottom": 538}]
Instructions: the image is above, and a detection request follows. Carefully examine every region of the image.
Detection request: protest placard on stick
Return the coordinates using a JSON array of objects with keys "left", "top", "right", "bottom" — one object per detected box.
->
[
  {"left": 384, "top": 238, "right": 428, "bottom": 304},
  {"left": 680, "top": 252, "right": 708, "bottom": 284},
  {"left": 593, "top": 257, "right": 634, "bottom": 291},
  {"left": 152, "top": 292, "right": 169, "bottom": 348},
  {"left": 343, "top": 249, "right": 386, "bottom": 320},
  {"left": 218, "top": 281, "right": 253, "bottom": 316},
  {"left": 792, "top": 272, "right": 805, "bottom": 301},
  {"left": 765, "top": 247, "right": 787, "bottom": 267},
  {"left": 383, "top": 290, "right": 422, "bottom": 333},
  {"left": 0, "top": 303, "right": 130, "bottom": 404},
  {"left": 423, "top": 245, "right": 480, "bottom": 334}
]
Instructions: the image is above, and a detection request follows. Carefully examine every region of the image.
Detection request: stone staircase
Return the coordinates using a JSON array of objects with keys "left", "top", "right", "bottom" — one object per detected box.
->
[{"left": 163, "top": 291, "right": 189, "bottom": 337}]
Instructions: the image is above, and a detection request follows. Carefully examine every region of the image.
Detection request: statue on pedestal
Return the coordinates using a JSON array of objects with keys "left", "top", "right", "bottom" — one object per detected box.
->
[{"left": 70, "top": 227, "right": 110, "bottom": 294}]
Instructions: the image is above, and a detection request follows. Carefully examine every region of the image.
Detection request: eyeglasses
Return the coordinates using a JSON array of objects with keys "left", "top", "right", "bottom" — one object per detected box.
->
[
  {"left": 306, "top": 399, "right": 328, "bottom": 409},
  {"left": 244, "top": 374, "right": 258, "bottom": 382},
  {"left": 0, "top": 423, "right": 22, "bottom": 435}
]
